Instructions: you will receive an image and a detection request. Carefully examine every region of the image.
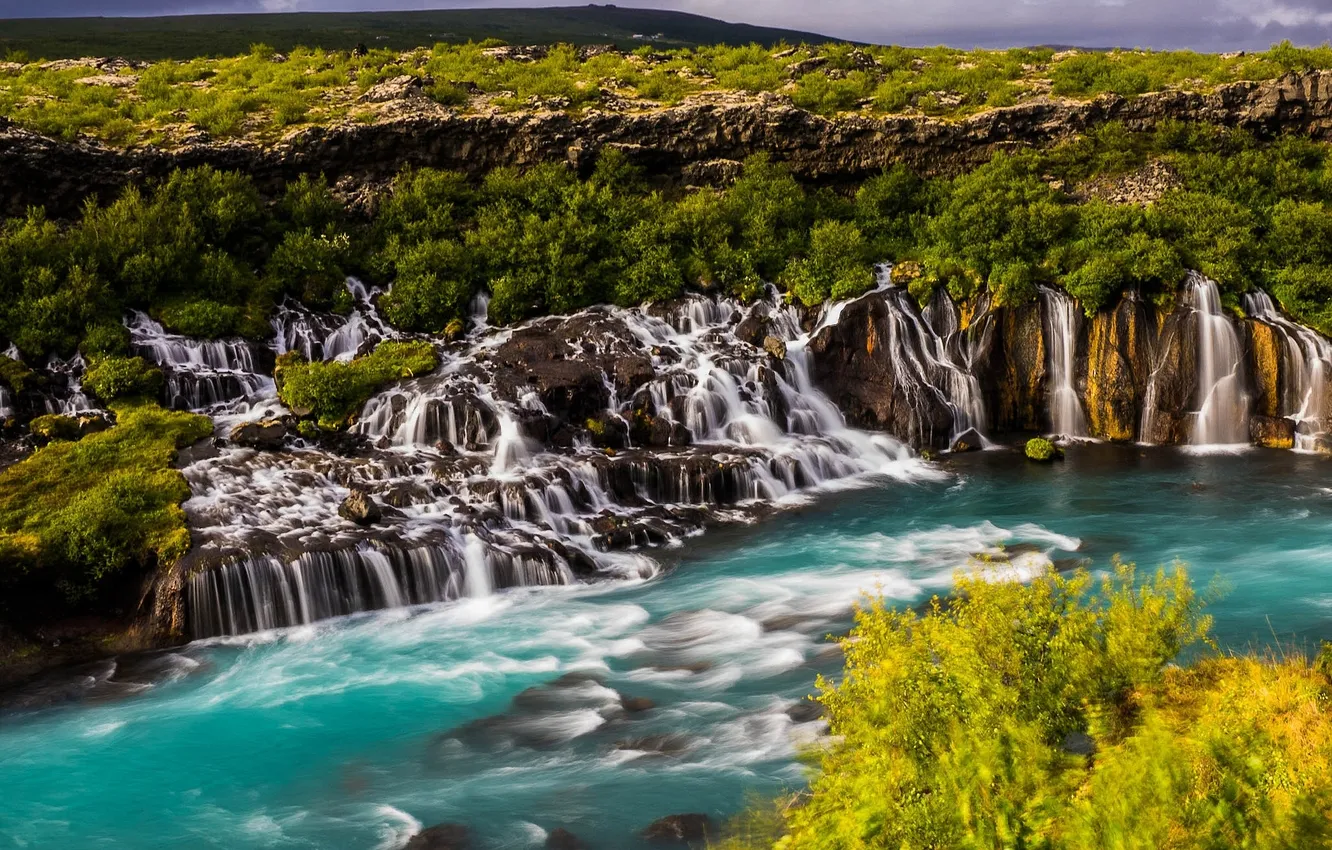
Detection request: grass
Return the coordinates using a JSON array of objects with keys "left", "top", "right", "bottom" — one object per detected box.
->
[
  {"left": 276, "top": 339, "right": 438, "bottom": 429},
  {"left": 0, "top": 400, "right": 212, "bottom": 609},
  {"left": 3, "top": 40, "right": 1331, "bottom": 147}
]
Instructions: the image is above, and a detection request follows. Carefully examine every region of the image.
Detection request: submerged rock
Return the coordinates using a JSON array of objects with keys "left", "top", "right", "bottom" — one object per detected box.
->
[
  {"left": 338, "top": 488, "right": 383, "bottom": 525},
  {"left": 642, "top": 813, "right": 715, "bottom": 844},
  {"left": 406, "top": 823, "right": 470, "bottom": 850},
  {"left": 545, "top": 828, "right": 586, "bottom": 850}
]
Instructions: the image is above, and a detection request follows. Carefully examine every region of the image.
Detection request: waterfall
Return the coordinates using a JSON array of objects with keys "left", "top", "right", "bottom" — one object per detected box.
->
[
  {"left": 127, "top": 312, "right": 274, "bottom": 412},
  {"left": 184, "top": 286, "right": 933, "bottom": 638},
  {"left": 1187, "top": 274, "right": 1250, "bottom": 447},
  {"left": 1244, "top": 290, "right": 1332, "bottom": 450},
  {"left": 1040, "top": 287, "right": 1088, "bottom": 438},
  {"left": 272, "top": 279, "right": 394, "bottom": 363}
]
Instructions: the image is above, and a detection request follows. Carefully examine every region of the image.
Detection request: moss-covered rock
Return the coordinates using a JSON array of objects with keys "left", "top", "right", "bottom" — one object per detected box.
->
[
  {"left": 83, "top": 356, "right": 164, "bottom": 403},
  {"left": 28, "top": 414, "right": 81, "bottom": 443},
  {"left": 0, "top": 401, "right": 212, "bottom": 609},
  {"left": 277, "top": 340, "right": 438, "bottom": 429},
  {"left": 0, "top": 355, "right": 36, "bottom": 394},
  {"left": 1025, "top": 436, "right": 1062, "bottom": 461}
]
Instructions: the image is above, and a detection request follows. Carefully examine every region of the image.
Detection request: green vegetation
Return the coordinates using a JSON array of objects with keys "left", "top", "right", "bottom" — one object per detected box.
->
[
  {"left": 726, "top": 565, "right": 1332, "bottom": 849},
  {"left": 1025, "top": 436, "right": 1058, "bottom": 461},
  {"left": 0, "top": 401, "right": 212, "bottom": 613},
  {"left": 9, "top": 121, "right": 1332, "bottom": 359},
  {"left": 82, "top": 356, "right": 163, "bottom": 403},
  {"left": 0, "top": 8, "right": 830, "bottom": 63},
  {"left": 28, "top": 413, "right": 81, "bottom": 443},
  {"left": 275, "top": 340, "right": 438, "bottom": 428},
  {"left": 4, "top": 40, "right": 1332, "bottom": 146}
]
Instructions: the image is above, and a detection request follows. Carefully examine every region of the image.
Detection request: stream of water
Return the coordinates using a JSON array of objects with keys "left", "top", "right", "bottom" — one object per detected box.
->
[{"left": 3, "top": 444, "right": 1331, "bottom": 850}]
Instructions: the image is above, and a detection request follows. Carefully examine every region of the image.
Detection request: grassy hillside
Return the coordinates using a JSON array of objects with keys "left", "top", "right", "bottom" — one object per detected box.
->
[{"left": 0, "top": 6, "right": 833, "bottom": 62}]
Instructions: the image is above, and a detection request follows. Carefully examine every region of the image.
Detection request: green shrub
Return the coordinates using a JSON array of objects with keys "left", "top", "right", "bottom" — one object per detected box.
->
[
  {"left": 157, "top": 299, "right": 244, "bottom": 338},
  {"left": 0, "top": 355, "right": 36, "bottom": 394},
  {"left": 83, "top": 356, "right": 163, "bottom": 403},
  {"left": 276, "top": 340, "right": 438, "bottom": 428},
  {"left": 1025, "top": 436, "right": 1057, "bottom": 461},
  {"left": 0, "top": 401, "right": 211, "bottom": 608}
]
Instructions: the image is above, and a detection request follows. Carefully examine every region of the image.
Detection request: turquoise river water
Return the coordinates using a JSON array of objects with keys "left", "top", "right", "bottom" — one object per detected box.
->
[{"left": 2, "top": 444, "right": 1331, "bottom": 849}]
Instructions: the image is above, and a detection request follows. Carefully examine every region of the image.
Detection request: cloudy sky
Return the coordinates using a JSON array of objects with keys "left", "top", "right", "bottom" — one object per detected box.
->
[{"left": 2, "top": 0, "right": 1331, "bottom": 51}]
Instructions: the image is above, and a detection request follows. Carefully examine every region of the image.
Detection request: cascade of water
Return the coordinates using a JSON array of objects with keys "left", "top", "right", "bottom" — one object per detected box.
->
[
  {"left": 1039, "top": 287, "right": 1088, "bottom": 438},
  {"left": 41, "top": 353, "right": 95, "bottom": 415},
  {"left": 1243, "top": 290, "right": 1332, "bottom": 449},
  {"left": 185, "top": 286, "right": 934, "bottom": 638},
  {"left": 127, "top": 312, "right": 274, "bottom": 412},
  {"left": 1187, "top": 274, "right": 1251, "bottom": 446},
  {"left": 855, "top": 287, "right": 991, "bottom": 447},
  {"left": 272, "top": 279, "right": 394, "bottom": 363}
]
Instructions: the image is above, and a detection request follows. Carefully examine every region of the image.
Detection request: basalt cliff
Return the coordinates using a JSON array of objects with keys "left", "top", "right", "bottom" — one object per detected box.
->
[{"left": 4, "top": 70, "right": 1332, "bottom": 218}]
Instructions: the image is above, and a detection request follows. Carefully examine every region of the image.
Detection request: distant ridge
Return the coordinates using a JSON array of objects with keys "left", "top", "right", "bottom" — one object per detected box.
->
[{"left": 0, "top": 6, "right": 841, "bottom": 61}]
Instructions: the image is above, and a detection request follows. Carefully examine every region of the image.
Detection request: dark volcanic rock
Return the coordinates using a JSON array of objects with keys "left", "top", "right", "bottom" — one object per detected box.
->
[
  {"left": 338, "top": 488, "right": 383, "bottom": 526},
  {"left": 229, "top": 419, "right": 288, "bottom": 450},
  {"left": 950, "top": 427, "right": 984, "bottom": 453},
  {"left": 9, "top": 71, "right": 1332, "bottom": 219},
  {"left": 808, "top": 293, "right": 955, "bottom": 449},
  {"left": 545, "top": 828, "right": 587, "bottom": 850},
  {"left": 642, "top": 813, "right": 715, "bottom": 844},
  {"left": 1250, "top": 415, "right": 1296, "bottom": 449},
  {"left": 406, "top": 823, "right": 470, "bottom": 850}
]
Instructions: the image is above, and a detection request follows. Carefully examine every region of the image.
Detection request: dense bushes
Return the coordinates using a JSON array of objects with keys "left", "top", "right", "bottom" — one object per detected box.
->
[
  {"left": 276, "top": 340, "right": 439, "bottom": 428},
  {"left": 0, "top": 401, "right": 211, "bottom": 612},
  {"left": 731, "top": 565, "right": 1332, "bottom": 849},
  {"left": 82, "top": 356, "right": 164, "bottom": 403},
  {"left": 7, "top": 121, "right": 1332, "bottom": 356}
]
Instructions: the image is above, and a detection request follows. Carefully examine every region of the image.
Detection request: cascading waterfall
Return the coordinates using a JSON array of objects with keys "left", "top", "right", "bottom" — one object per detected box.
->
[
  {"left": 184, "top": 285, "right": 931, "bottom": 638},
  {"left": 128, "top": 312, "right": 274, "bottom": 412},
  {"left": 1244, "top": 291, "right": 1332, "bottom": 449},
  {"left": 1187, "top": 273, "right": 1251, "bottom": 446},
  {"left": 1040, "top": 287, "right": 1088, "bottom": 438}
]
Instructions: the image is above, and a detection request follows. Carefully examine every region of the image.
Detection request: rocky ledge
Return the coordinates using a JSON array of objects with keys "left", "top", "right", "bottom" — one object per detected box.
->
[{"left": 4, "top": 71, "right": 1332, "bottom": 218}]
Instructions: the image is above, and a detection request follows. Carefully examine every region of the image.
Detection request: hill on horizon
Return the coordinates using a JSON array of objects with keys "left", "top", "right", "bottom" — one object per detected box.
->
[{"left": 0, "top": 5, "right": 840, "bottom": 61}]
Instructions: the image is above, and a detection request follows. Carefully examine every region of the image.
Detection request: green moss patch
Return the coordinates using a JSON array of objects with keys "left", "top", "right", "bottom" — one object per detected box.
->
[
  {"left": 276, "top": 340, "right": 438, "bottom": 429},
  {"left": 0, "top": 401, "right": 212, "bottom": 606}
]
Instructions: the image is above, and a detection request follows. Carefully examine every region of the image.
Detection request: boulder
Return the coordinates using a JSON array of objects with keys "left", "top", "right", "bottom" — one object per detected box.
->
[
  {"left": 338, "top": 488, "right": 383, "bottom": 525},
  {"left": 1250, "top": 415, "right": 1295, "bottom": 450},
  {"left": 360, "top": 74, "right": 431, "bottom": 103},
  {"left": 762, "top": 335, "right": 787, "bottom": 360},
  {"left": 229, "top": 419, "right": 288, "bottom": 450},
  {"left": 406, "top": 823, "right": 470, "bottom": 850},
  {"left": 950, "top": 427, "right": 984, "bottom": 453},
  {"left": 1314, "top": 434, "right": 1332, "bottom": 456},
  {"left": 545, "top": 828, "right": 586, "bottom": 850},
  {"left": 642, "top": 813, "right": 714, "bottom": 844},
  {"left": 808, "top": 293, "right": 955, "bottom": 450},
  {"left": 620, "top": 695, "right": 655, "bottom": 712},
  {"left": 786, "top": 699, "right": 826, "bottom": 723}
]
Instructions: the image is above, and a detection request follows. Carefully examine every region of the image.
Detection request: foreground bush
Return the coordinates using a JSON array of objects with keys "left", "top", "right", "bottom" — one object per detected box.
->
[
  {"left": 276, "top": 340, "right": 438, "bottom": 428},
  {"left": 0, "top": 402, "right": 212, "bottom": 609},
  {"left": 743, "top": 565, "right": 1332, "bottom": 849}
]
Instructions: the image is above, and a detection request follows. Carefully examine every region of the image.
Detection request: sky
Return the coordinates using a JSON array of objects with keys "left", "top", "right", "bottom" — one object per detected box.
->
[{"left": 1, "top": 0, "right": 1331, "bottom": 51}]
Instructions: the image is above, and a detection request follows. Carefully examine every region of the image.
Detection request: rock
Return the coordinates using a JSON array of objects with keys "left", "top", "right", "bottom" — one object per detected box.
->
[
  {"left": 642, "top": 813, "right": 714, "bottom": 844},
  {"left": 360, "top": 75, "right": 431, "bottom": 103},
  {"left": 1250, "top": 415, "right": 1296, "bottom": 449},
  {"left": 995, "top": 299, "right": 1046, "bottom": 432},
  {"left": 620, "top": 695, "right": 655, "bottom": 712},
  {"left": 890, "top": 261, "right": 922, "bottom": 286},
  {"left": 762, "top": 335, "right": 787, "bottom": 360},
  {"left": 406, "top": 823, "right": 470, "bottom": 850},
  {"left": 1313, "top": 434, "right": 1332, "bottom": 456},
  {"left": 29, "top": 414, "right": 80, "bottom": 443},
  {"left": 615, "top": 734, "right": 694, "bottom": 757},
  {"left": 545, "top": 828, "right": 586, "bottom": 850},
  {"left": 338, "top": 488, "right": 383, "bottom": 525},
  {"left": 229, "top": 419, "right": 288, "bottom": 450},
  {"left": 75, "top": 74, "right": 137, "bottom": 88},
  {"left": 1025, "top": 437, "right": 1062, "bottom": 462},
  {"left": 786, "top": 699, "right": 826, "bottom": 723},
  {"left": 734, "top": 304, "right": 772, "bottom": 346},
  {"left": 12, "top": 70, "right": 1332, "bottom": 221},
  {"left": 76, "top": 413, "right": 113, "bottom": 437},
  {"left": 950, "top": 427, "right": 984, "bottom": 453},
  {"left": 808, "top": 293, "right": 956, "bottom": 450},
  {"left": 1085, "top": 297, "right": 1155, "bottom": 442}
]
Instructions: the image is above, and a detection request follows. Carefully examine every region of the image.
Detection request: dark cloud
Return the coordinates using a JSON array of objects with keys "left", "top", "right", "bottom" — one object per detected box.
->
[{"left": 1, "top": 0, "right": 1330, "bottom": 51}]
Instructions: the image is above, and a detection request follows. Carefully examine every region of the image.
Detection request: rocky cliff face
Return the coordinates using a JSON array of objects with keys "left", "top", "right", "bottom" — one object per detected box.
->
[
  {"left": 5, "top": 71, "right": 1332, "bottom": 218},
  {"left": 809, "top": 279, "right": 1332, "bottom": 450}
]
